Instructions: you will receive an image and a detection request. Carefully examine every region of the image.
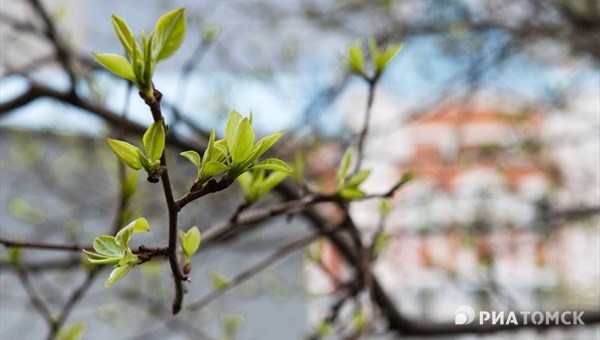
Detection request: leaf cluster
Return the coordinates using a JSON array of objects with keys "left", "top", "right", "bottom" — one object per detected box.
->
[
  {"left": 179, "top": 226, "right": 201, "bottom": 265},
  {"left": 335, "top": 147, "right": 372, "bottom": 199},
  {"left": 107, "top": 121, "right": 165, "bottom": 174},
  {"left": 347, "top": 38, "right": 403, "bottom": 79},
  {"left": 82, "top": 218, "right": 150, "bottom": 288},
  {"left": 93, "top": 8, "right": 186, "bottom": 98},
  {"left": 180, "top": 110, "right": 291, "bottom": 189},
  {"left": 238, "top": 169, "right": 288, "bottom": 203}
]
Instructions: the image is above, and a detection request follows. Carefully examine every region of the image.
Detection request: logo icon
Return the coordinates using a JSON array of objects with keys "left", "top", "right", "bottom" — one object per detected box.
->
[{"left": 455, "top": 305, "right": 475, "bottom": 325}]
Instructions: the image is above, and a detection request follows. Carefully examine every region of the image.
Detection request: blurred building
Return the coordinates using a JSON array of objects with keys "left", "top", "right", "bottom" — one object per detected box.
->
[{"left": 307, "top": 94, "right": 599, "bottom": 321}]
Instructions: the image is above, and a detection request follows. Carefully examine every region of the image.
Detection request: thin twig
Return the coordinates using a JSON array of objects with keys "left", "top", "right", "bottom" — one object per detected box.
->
[
  {"left": 0, "top": 238, "right": 91, "bottom": 252},
  {"left": 353, "top": 79, "right": 377, "bottom": 173},
  {"left": 14, "top": 267, "right": 56, "bottom": 332},
  {"left": 188, "top": 226, "right": 342, "bottom": 311},
  {"left": 28, "top": 0, "right": 77, "bottom": 92}
]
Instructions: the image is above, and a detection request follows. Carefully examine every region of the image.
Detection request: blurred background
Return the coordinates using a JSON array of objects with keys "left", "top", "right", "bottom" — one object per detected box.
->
[{"left": 1, "top": 0, "right": 599, "bottom": 339}]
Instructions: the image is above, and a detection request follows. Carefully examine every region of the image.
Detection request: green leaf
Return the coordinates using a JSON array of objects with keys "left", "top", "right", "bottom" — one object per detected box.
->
[
  {"left": 397, "top": 171, "right": 413, "bottom": 187},
  {"left": 262, "top": 171, "right": 289, "bottom": 193},
  {"left": 346, "top": 169, "right": 371, "bottom": 187},
  {"left": 202, "top": 24, "right": 221, "bottom": 43},
  {"left": 213, "top": 139, "right": 229, "bottom": 160},
  {"left": 225, "top": 110, "right": 243, "bottom": 145},
  {"left": 291, "top": 151, "right": 305, "bottom": 182},
  {"left": 222, "top": 314, "right": 245, "bottom": 335},
  {"left": 337, "top": 147, "right": 353, "bottom": 182},
  {"left": 93, "top": 53, "right": 136, "bottom": 82},
  {"left": 107, "top": 139, "right": 142, "bottom": 170},
  {"left": 351, "top": 307, "right": 367, "bottom": 330},
  {"left": 105, "top": 264, "right": 133, "bottom": 288},
  {"left": 115, "top": 217, "right": 150, "bottom": 248},
  {"left": 118, "top": 249, "right": 141, "bottom": 267},
  {"left": 209, "top": 271, "right": 230, "bottom": 290},
  {"left": 202, "top": 129, "right": 222, "bottom": 167},
  {"left": 143, "top": 121, "right": 165, "bottom": 162},
  {"left": 338, "top": 187, "right": 365, "bottom": 199},
  {"left": 201, "top": 161, "right": 229, "bottom": 180},
  {"left": 93, "top": 235, "right": 125, "bottom": 258},
  {"left": 252, "top": 158, "right": 291, "bottom": 172},
  {"left": 316, "top": 321, "right": 332, "bottom": 337},
  {"left": 374, "top": 43, "right": 403, "bottom": 75},
  {"left": 82, "top": 250, "right": 120, "bottom": 265},
  {"left": 379, "top": 199, "right": 392, "bottom": 216},
  {"left": 7, "top": 246, "right": 22, "bottom": 264},
  {"left": 237, "top": 172, "right": 254, "bottom": 199},
  {"left": 111, "top": 14, "right": 136, "bottom": 61},
  {"left": 230, "top": 118, "right": 254, "bottom": 164},
  {"left": 142, "top": 30, "right": 155, "bottom": 85},
  {"left": 122, "top": 171, "right": 138, "bottom": 199},
  {"left": 371, "top": 232, "right": 391, "bottom": 258},
  {"left": 56, "top": 321, "right": 87, "bottom": 340},
  {"left": 153, "top": 8, "right": 186, "bottom": 62},
  {"left": 179, "top": 226, "right": 201, "bottom": 264},
  {"left": 251, "top": 130, "right": 285, "bottom": 161},
  {"left": 137, "top": 149, "right": 153, "bottom": 172},
  {"left": 347, "top": 39, "right": 365, "bottom": 75},
  {"left": 180, "top": 150, "right": 201, "bottom": 170}
]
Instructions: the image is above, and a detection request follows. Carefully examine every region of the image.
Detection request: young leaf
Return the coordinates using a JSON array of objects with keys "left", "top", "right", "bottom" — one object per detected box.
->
[
  {"left": 143, "top": 121, "right": 165, "bottom": 162},
  {"left": 347, "top": 39, "right": 365, "bottom": 75},
  {"left": 351, "top": 308, "right": 367, "bottom": 331},
  {"left": 118, "top": 249, "right": 141, "bottom": 267},
  {"left": 201, "top": 161, "right": 229, "bottom": 180},
  {"left": 252, "top": 158, "right": 291, "bottom": 172},
  {"left": 374, "top": 43, "right": 403, "bottom": 75},
  {"left": 180, "top": 150, "right": 201, "bottom": 170},
  {"left": 338, "top": 187, "right": 365, "bottom": 199},
  {"left": 179, "top": 226, "right": 201, "bottom": 264},
  {"left": 237, "top": 172, "right": 254, "bottom": 200},
  {"left": 379, "top": 199, "right": 392, "bottom": 216},
  {"left": 346, "top": 169, "right": 371, "bottom": 187},
  {"left": 93, "top": 235, "right": 125, "bottom": 258},
  {"left": 93, "top": 53, "right": 136, "bottom": 82},
  {"left": 230, "top": 118, "right": 254, "bottom": 164},
  {"left": 115, "top": 217, "right": 150, "bottom": 248},
  {"left": 202, "top": 24, "right": 221, "bottom": 43},
  {"left": 261, "top": 171, "right": 289, "bottom": 193},
  {"left": 209, "top": 271, "right": 230, "bottom": 290},
  {"left": 105, "top": 264, "right": 133, "bottom": 288},
  {"left": 122, "top": 171, "right": 138, "bottom": 199},
  {"left": 137, "top": 149, "right": 152, "bottom": 171},
  {"left": 251, "top": 130, "right": 285, "bottom": 161},
  {"left": 107, "top": 139, "right": 142, "bottom": 170},
  {"left": 213, "top": 139, "right": 229, "bottom": 160},
  {"left": 337, "top": 147, "right": 353, "bottom": 182},
  {"left": 82, "top": 250, "right": 121, "bottom": 264},
  {"left": 142, "top": 31, "right": 155, "bottom": 85},
  {"left": 291, "top": 151, "right": 305, "bottom": 182},
  {"left": 225, "top": 110, "right": 243, "bottom": 144},
  {"left": 56, "top": 321, "right": 87, "bottom": 340},
  {"left": 202, "top": 129, "right": 219, "bottom": 167},
  {"left": 371, "top": 232, "right": 391, "bottom": 258},
  {"left": 222, "top": 314, "right": 245, "bottom": 335},
  {"left": 153, "top": 8, "right": 186, "bottom": 62},
  {"left": 397, "top": 171, "right": 413, "bottom": 187},
  {"left": 111, "top": 15, "right": 136, "bottom": 61},
  {"left": 316, "top": 321, "right": 332, "bottom": 337}
]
